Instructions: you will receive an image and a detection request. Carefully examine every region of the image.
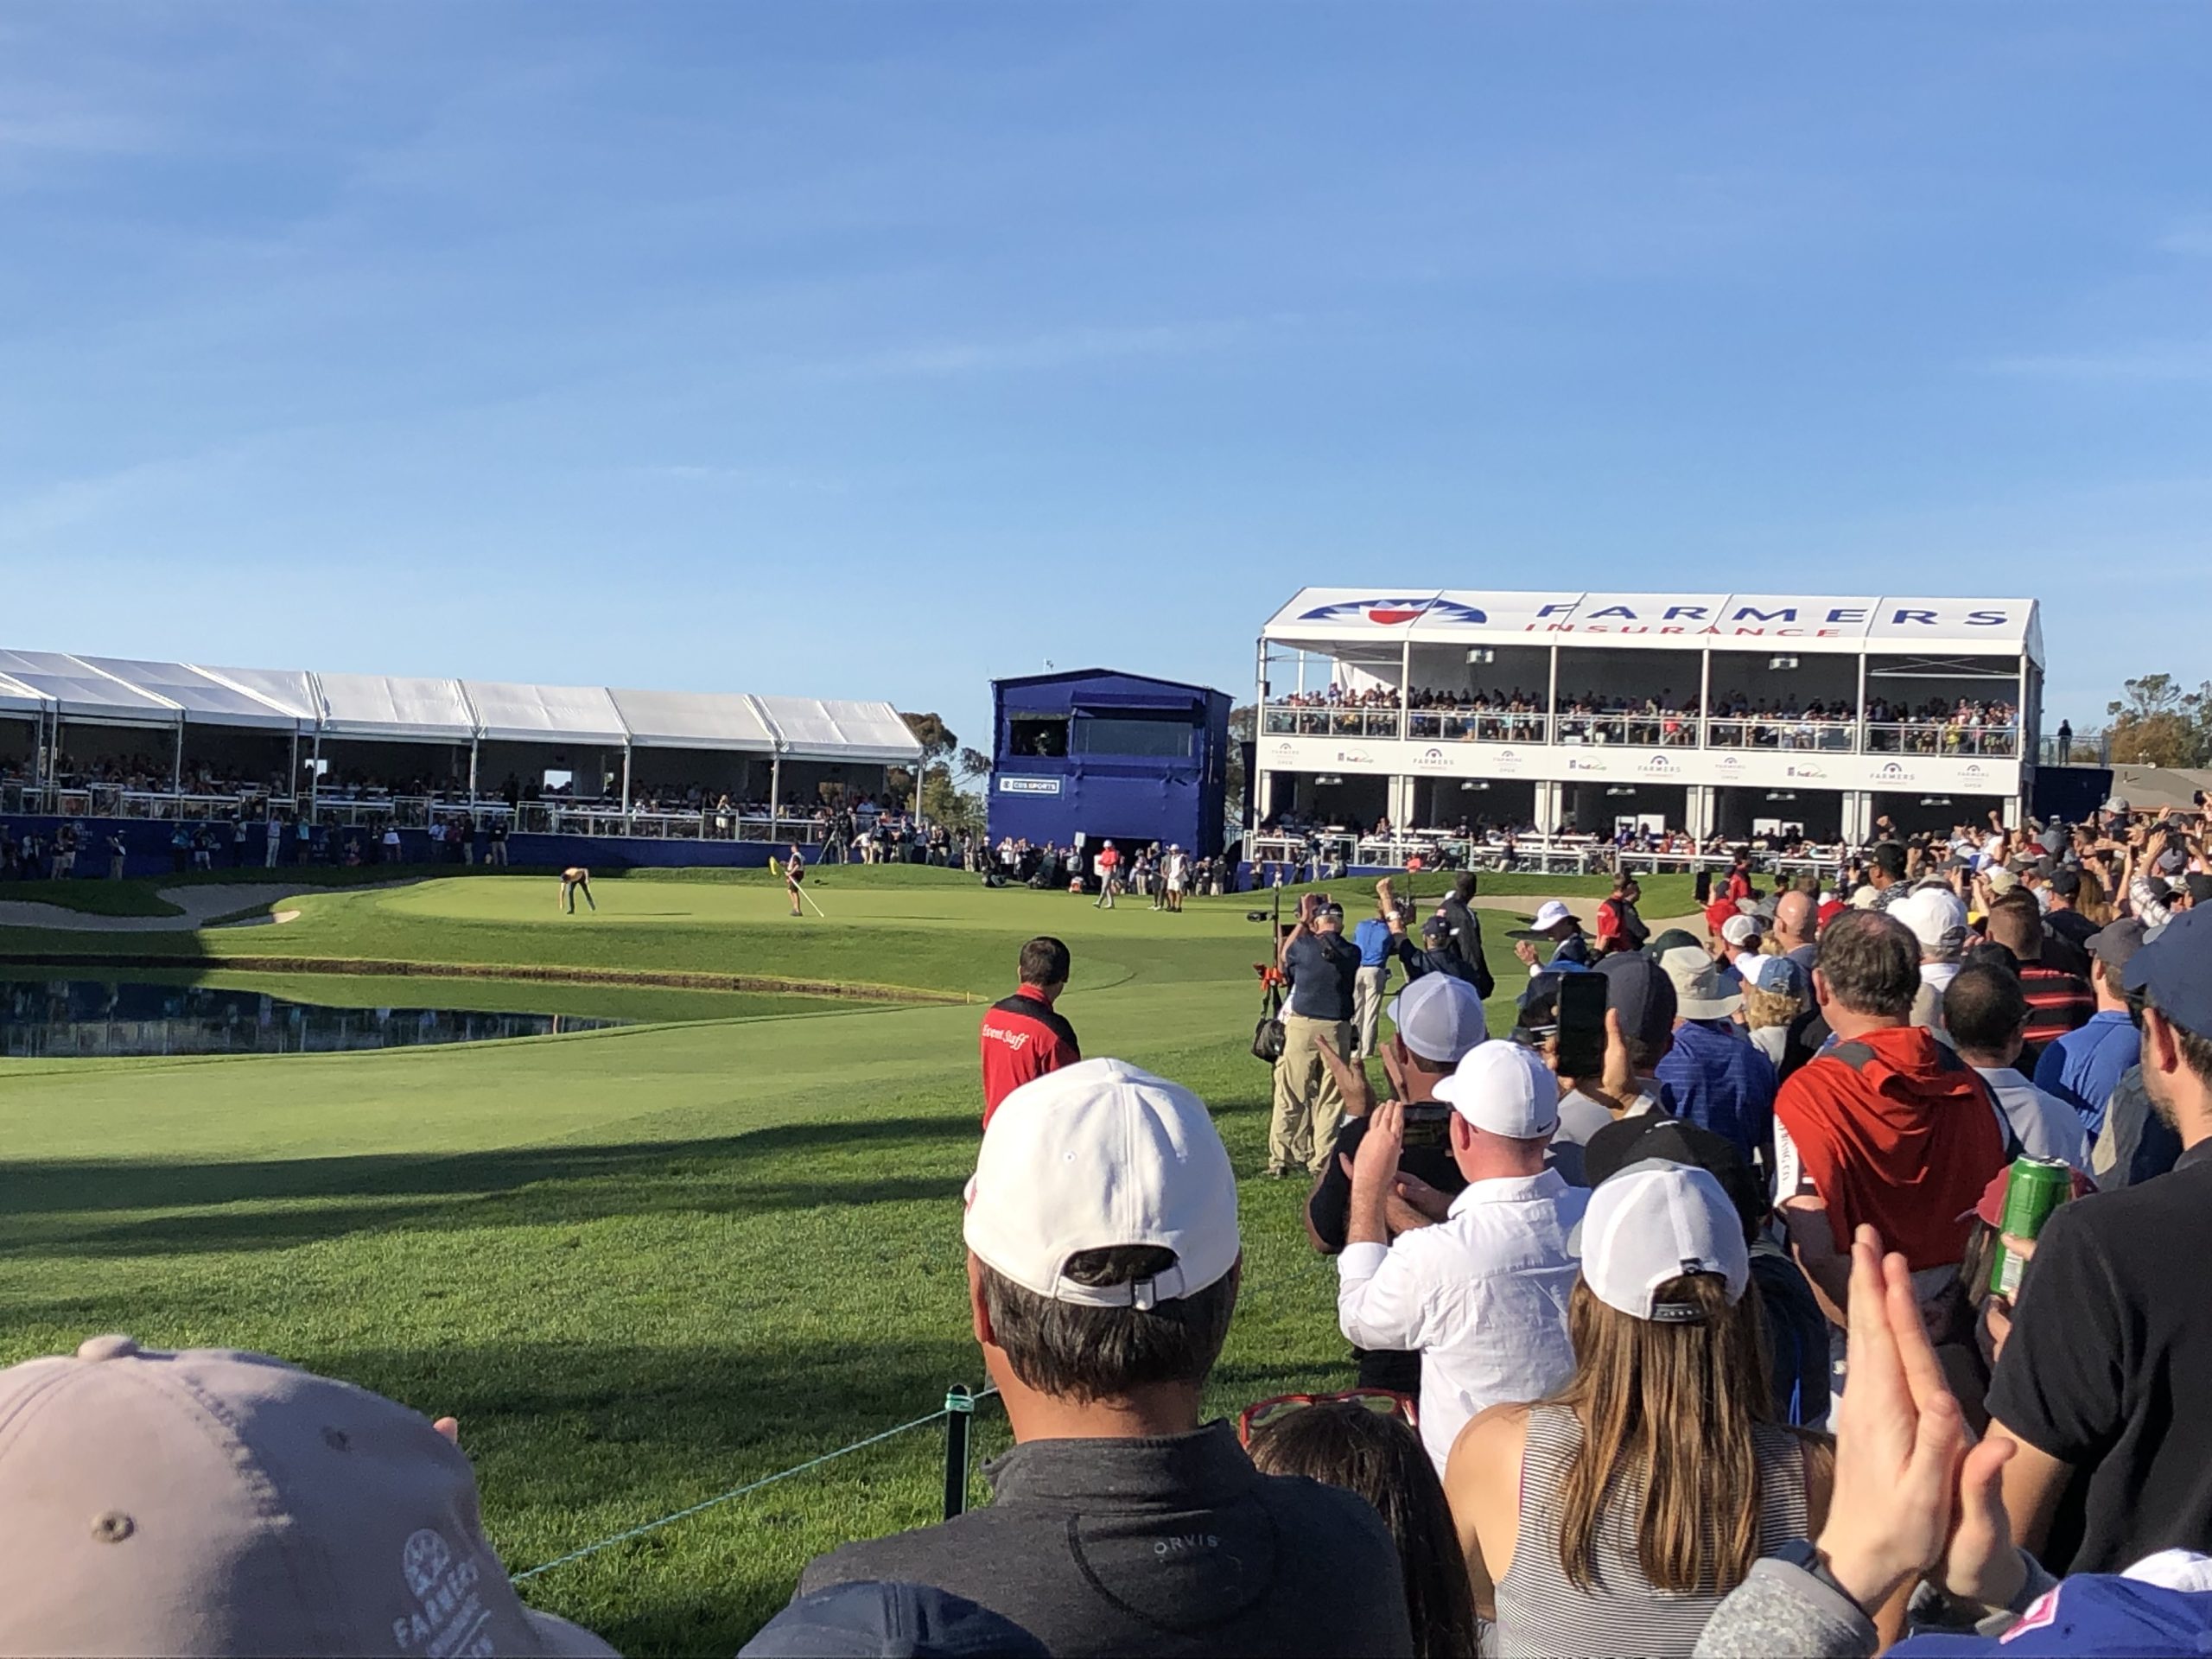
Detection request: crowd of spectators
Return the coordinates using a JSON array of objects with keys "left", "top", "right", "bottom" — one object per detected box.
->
[
  {"left": 1262, "top": 680, "right": 2024, "bottom": 754},
  {"left": 10, "top": 819, "right": 2207, "bottom": 1656}
]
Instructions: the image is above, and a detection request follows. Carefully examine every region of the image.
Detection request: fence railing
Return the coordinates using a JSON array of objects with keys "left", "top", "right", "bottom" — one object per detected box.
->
[
  {"left": 1255, "top": 705, "right": 2020, "bottom": 760},
  {"left": 511, "top": 1383, "right": 999, "bottom": 1586},
  {"left": 1864, "top": 722, "right": 2019, "bottom": 758}
]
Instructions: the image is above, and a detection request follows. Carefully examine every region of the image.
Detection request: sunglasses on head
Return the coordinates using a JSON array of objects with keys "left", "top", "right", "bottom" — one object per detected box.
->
[{"left": 1236, "top": 1388, "right": 1418, "bottom": 1446}]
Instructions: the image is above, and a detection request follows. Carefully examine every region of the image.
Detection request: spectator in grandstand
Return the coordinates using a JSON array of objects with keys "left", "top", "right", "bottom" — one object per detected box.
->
[
  {"left": 1891, "top": 885, "right": 1970, "bottom": 1031},
  {"left": 1775, "top": 911, "right": 2006, "bottom": 1330},
  {"left": 1942, "top": 963, "right": 2091, "bottom": 1173},
  {"left": 1985, "top": 906, "right": 2212, "bottom": 1577},
  {"left": 1243, "top": 1399, "right": 1481, "bottom": 1659},
  {"left": 1983, "top": 895, "right": 2093, "bottom": 1065},
  {"left": 1509, "top": 900, "right": 1592, "bottom": 969},
  {"left": 1595, "top": 874, "right": 1649, "bottom": 956},
  {"left": 1446, "top": 1162, "right": 1831, "bottom": 1656},
  {"left": 1269, "top": 901, "right": 1361, "bottom": 1179},
  {"left": 0, "top": 1335, "right": 615, "bottom": 1657},
  {"left": 2033, "top": 918, "right": 2145, "bottom": 1139},
  {"left": 1654, "top": 944, "right": 1779, "bottom": 1175},
  {"left": 1436, "top": 872, "right": 1497, "bottom": 998},
  {"left": 1337, "top": 1043, "right": 1588, "bottom": 1474},
  {"left": 796, "top": 1058, "right": 1415, "bottom": 1656},
  {"left": 1308, "top": 973, "right": 1490, "bottom": 1394},
  {"left": 980, "top": 938, "right": 1079, "bottom": 1126}
]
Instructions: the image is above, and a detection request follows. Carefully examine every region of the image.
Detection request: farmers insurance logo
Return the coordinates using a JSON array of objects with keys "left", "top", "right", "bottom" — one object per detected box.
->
[
  {"left": 1716, "top": 754, "right": 1745, "bottom": 774},
  {"left": 1415, "top": 747, "right": 1453, "bottom": 770},
  {"left": 1876, "top": 760, "right": 1915, "bottom": 785},
  {"left": 1297, "top": 596, "right": 1489, "bottom": 627},
  {"left": 1634, "top": 753, "right": 1678, "bottom": 778}
]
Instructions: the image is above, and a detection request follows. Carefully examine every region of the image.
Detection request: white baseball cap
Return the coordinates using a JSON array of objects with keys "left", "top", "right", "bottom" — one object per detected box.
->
[
  {"left": 1719, "top": 913, "right": 1761, "bottom": 948},
  {"left": 964, "top": 1058, "right": 1239, "bottom": 1310},
  {"left": 1432, "top": 1041, "right": 1560, "bottom": 1138},
  {"left": 1387, "top": 974, "right": 1490, "bottom": 1065},
  {"left": 1738, "top": 951, "right": 1796, "bottom": 995},
  {"left": 1573, "top": 1160, "right": 1750, "bottom": 1322},
  {"left": 1893, "top": 886, "right": 1968, "bottom": 956}
]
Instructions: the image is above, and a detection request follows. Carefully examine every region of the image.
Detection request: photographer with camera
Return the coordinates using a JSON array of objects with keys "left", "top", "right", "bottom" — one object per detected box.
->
[
  {"left": 1306, "top": 973, "right": 1491, "bottom": 1394},
  {"left": 1268, "top": 895, "right": 1362, "bottom": 1179}
]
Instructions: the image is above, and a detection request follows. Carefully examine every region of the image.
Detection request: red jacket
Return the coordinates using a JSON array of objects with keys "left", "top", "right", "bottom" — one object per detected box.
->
[
  {"left": 980, "top": 988, "right": 1081, "bottom": 1125},
  {"left": 1777, "top": 1025, "right": 2005, "bottom": 1271}
]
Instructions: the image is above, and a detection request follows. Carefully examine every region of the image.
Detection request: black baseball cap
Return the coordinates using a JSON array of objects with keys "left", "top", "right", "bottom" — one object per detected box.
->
[
  {"left": 2187, "top": 874, "right": 2212, "bottom": 908},
  {"left": 1595, "top": 952, "right": 1677, "bottom": 1055},
  {"left": 1643, "top": 927, "right": 1701, "bottom": 958},
  {"left": 2124, "top": 906, "right": 2212, "bottom": 1039},
  {"left": 2049, "top": 868, "right": 2082, "bottom": 899},
  {"left": 2089, "top": 918, "right": 2148, "bottom": 974},
  {"left": 1583, "top": 1114, "right": 1764, "bottom": 1243}
]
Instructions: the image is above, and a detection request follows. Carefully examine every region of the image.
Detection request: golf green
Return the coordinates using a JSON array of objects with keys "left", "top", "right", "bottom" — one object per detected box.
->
[{"left": 0, "top": 864, "right": 1653, "bottom": 1654}]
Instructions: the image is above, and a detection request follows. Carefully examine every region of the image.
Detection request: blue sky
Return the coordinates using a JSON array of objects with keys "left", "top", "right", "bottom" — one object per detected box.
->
[{"left": 3, "top": 4, "right": 2208, "bottom": 753}]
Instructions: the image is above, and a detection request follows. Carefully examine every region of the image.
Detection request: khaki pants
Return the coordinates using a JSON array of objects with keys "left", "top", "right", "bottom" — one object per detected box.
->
[
  {"left": 1270, "top": 1012, "right": 1353, "bottom": 1174},
  {"left": 1352, "top": 966, "right": 1387, "bottom": 1058}
]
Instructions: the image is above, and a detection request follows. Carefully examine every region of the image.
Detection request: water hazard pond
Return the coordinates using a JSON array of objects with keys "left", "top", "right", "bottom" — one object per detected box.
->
[{"left": 0, "top": 971, "right": 848, "bottom": 1059}]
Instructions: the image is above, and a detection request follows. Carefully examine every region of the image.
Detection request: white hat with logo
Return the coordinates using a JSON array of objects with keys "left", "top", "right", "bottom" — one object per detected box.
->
[
  {"left": 964, "top": 1058, "right": 1239, "bottom": 1310},
  {"left": 1573, "top": 1160, "right": 1750, "bottom": 1322},
  {"left": 1432, "top": 1041, "right": 1560, "bottom": 1138},
  {"left": 1388, "top": 974, "right": 1490, "bottom": 1065}
]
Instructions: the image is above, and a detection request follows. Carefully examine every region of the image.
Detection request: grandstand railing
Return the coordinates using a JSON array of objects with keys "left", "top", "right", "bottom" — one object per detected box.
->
[
  {"left": 1407, "top": 711, "right": 1553, "bottom": 743},
  {"left": 1262, "top": 705, "right": 1405, "bottom": 740},
  {"left": 1554, "top": 715, "right": 1699, "bottom": 747},
  {"left": 1703, "top": 718, "right": 1859, "bottom": 752},
  {"left": 1864, "top": 722, "right": 2019, "bottom": 758},
  {"left": 1251, "top": 832, "right": 1857, "bottom": 880}
]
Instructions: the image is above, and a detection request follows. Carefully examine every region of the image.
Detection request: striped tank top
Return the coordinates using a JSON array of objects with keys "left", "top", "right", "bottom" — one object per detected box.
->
[{"left": 1490, "top": 1404, "right": 1812, "bottom": 1659}]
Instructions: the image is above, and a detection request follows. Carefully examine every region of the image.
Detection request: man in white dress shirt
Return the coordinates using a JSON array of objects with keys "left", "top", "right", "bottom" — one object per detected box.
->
[{"left": 1337, "top": 1041, "right": 1588, "bottom": 1473}]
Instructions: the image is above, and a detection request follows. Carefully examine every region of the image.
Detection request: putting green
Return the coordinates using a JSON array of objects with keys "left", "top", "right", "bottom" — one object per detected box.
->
[{"left": 0, "top": 865, "right": 1632, "bottom": 1654}]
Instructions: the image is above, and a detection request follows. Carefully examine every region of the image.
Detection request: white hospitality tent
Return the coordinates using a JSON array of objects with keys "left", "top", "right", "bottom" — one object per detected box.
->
[{"left": 3, "top": 647, "right": 924, "bottom": 825}]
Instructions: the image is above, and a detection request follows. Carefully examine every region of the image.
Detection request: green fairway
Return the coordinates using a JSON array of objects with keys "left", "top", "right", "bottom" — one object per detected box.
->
[{"left": 0, "top": 864, "right": 1646, "bottom": 1654}]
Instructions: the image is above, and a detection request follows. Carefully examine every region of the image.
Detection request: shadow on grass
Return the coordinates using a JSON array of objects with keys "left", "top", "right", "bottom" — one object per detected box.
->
[{"left": 0, "top": 1113, "right": 982, "bottom": 1258}]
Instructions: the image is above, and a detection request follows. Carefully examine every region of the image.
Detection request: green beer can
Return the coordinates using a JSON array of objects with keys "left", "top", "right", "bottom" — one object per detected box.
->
[{"left": 1991, "top": 1155, "right": 2073, "bottom": 1298}]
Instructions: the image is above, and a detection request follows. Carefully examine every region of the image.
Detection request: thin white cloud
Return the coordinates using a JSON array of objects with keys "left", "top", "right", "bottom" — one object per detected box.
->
[
  {"left": 1985, "top": 340, "right": 2212, "bottom": 383},
  {"left": 629, "top": 464, "right": 849, "bottom": 493},
  {"left": 2157, "top": 217, "right": 2212, "bottom": 256},
  {"left": 798, "top": 318, "right": 1261, "bottom": 383}
]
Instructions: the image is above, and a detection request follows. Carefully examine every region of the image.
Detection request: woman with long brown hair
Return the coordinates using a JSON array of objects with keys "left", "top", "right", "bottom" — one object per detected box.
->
[{"left": 1444, "top": 1162, "right": 1833, "bottom": 1657}]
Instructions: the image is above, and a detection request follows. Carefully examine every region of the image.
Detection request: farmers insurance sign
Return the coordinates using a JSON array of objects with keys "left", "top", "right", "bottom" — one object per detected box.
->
[{"left": 1265, "top": 590, "right": 2037, "bottom": 653}]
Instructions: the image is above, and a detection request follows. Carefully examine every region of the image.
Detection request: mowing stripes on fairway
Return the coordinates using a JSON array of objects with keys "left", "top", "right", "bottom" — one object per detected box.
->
[{"left": 513, "top": 1386, "right": 1001, "bottom": 1585}]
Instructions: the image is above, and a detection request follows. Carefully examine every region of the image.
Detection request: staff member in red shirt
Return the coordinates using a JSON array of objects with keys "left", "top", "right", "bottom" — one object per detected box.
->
[{"left": 980, "top": 936, "right": 1080, "bottom": 1123}]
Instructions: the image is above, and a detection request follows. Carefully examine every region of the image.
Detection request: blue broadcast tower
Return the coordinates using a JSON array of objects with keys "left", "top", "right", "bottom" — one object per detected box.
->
[{"left": 988, "top": 669, "right": 1233, "bottom": 855}]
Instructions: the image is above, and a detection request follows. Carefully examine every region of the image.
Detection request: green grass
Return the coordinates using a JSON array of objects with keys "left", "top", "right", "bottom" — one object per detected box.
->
[
  {"left": 0, "top": 866, "right": 1643, "bottom": 1653},
  {"left": 0, "top": 879, "right": 185, "bottom": 917}
]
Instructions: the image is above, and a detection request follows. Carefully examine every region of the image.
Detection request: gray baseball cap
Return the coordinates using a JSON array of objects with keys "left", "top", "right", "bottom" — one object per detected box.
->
[{"left": 0, "top": 1337, "right": 615, "bottom": 1657}]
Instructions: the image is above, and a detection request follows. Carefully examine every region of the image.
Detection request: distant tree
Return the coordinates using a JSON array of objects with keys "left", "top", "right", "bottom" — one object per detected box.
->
[
  {"left": 898, "top": 712, "right": 957, "bottom": 764},
  {"left": 2105, "top": 674, "right": 2212, "bottom": 769},
  {"left": 921, "top": 763, "right": 986, "bottom": 835},
  {"left": 956, "top": 746, "right": 993, "bottom": 782}
]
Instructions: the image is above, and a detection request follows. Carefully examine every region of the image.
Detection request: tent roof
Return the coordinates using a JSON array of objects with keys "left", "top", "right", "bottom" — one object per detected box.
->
[
  {"left": 315, "top": 673, "right": 477, "bottom": 741},
  {"left": 0, "top": 649, "right": 178, "bottom": 723},
  {"left": 72, "top": 656, "right": 311, "bottom": 730},
  {"left": 754, "top": 696, "right": 925, "bottom": 764},
  {"left": 0, "top": 643, "right": 915, "bottom": 760},
  {"left": 463, "top": 680, "right": 628, "bottom": 746},
  {"left": 609, "top": 688, "right": 777, "bottom": 753},
  {"left": 1262, "top": 589, "right": 2042, "bottom": 660}
]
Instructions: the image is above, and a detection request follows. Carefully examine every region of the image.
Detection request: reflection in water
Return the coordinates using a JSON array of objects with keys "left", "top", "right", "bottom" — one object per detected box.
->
[{"left": 0, "top": 979, "right": 625, "bottom": 1059}]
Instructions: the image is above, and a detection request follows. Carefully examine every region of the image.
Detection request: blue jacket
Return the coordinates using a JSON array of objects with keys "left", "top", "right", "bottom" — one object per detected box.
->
[{"left": 1656, "top": 1018, "right": 1779, "bottom": 1171}]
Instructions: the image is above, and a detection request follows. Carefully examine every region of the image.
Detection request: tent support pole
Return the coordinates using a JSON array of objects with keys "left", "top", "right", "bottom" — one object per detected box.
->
[
  {"left": 309, "top": 730, "right": 321, "bottom": 816},
  {"left": 621, "top": 743, "right": 632, "bottom": 830},
  {"left": 769, "top": 753, "right": 782, "bottom": 844},
  {"left": 289, "top": 731, "right": 298, "bottom": 804},
  {"left": 173, "top": 719, "right": 185, "bottom": 797},
  {"left": 467, "top": 738, "right": 479, "bottom": 803}
]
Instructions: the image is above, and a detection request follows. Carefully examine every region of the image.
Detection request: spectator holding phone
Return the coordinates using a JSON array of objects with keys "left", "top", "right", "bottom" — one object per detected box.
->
[
  {"left": 1337, "top": 1044, "right": 1588, "bottom": 1474},
  {"left": 1268, "top": 899, "right": 1361, "bottom": 1179},
  {"left": 1308, "top": 973, "right": 1491, "bottom": 1393}
]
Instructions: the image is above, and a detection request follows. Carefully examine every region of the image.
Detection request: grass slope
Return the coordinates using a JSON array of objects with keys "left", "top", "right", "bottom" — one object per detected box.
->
[{"left": 0, "top": 866, "right": 1649, "bottom": 1654}]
